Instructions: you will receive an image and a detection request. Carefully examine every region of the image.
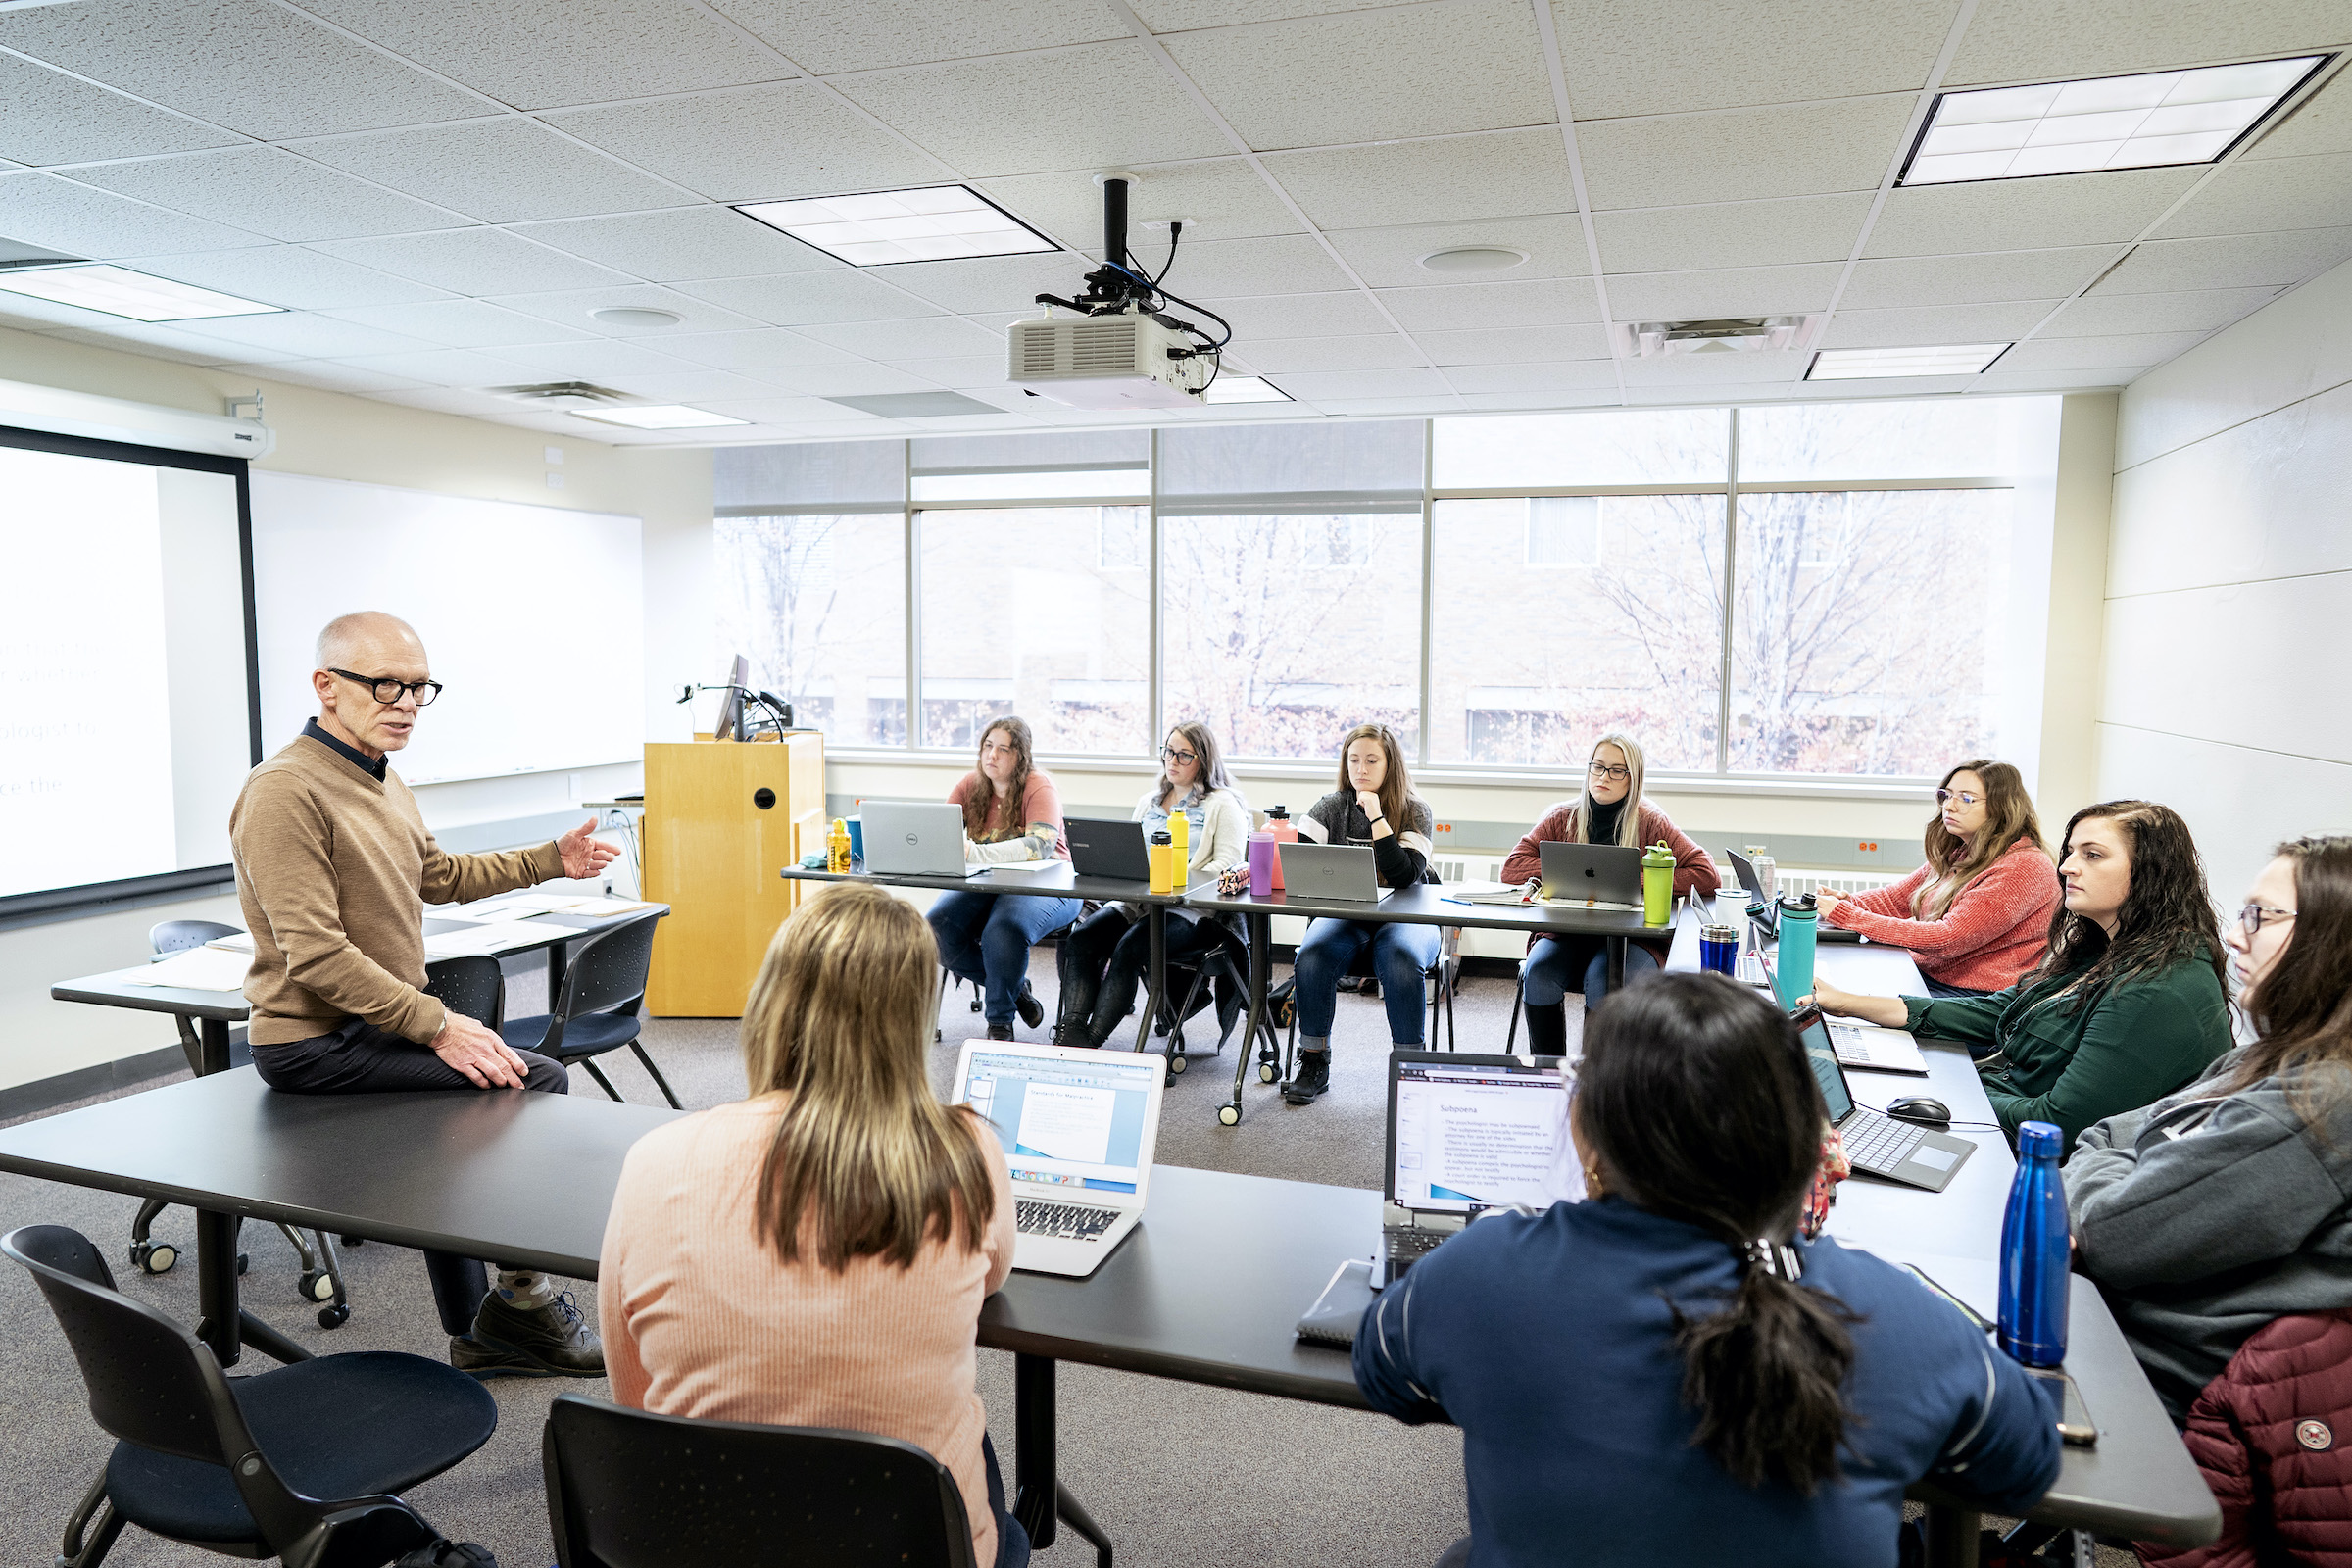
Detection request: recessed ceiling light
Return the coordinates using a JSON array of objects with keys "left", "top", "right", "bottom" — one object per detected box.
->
[
  {"left": 736, "top": 184, "right": 1056, "bottom": 267},
  {"left": 1900, "top": 55, "right": 2327, "bottom": 184},
  {"left": 1417, "top": 246, "right": 1528, "bottom": 273},
  {"left": 589, "top": 306, "right": 683, "bottom": 328},
  {"left": 1202, "top": 375, "right": 1292, "bottom": 403},
  {"left": 571, "top": 404, "right": 749, "bottom": 429},
  {"left": 1807, "top": 344, "right": 2012, "bottom": 379},
  {"left": 0, "top": 263, "right": 280, "bottom": 321}
]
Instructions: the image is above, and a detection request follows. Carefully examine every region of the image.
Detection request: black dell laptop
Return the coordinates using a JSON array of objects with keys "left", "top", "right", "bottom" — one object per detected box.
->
[{"left": 1063, "top": 815, "right": 1154, "bottom": 882}]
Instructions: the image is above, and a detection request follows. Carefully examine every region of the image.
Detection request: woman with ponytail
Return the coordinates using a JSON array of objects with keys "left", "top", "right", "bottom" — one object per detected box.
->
[{"left": 1354, "top": 973, "right": 2058, "bottom": 1566}]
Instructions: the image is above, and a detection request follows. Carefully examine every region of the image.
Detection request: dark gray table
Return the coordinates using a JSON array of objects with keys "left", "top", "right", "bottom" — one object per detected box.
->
[{"left": 1180, "top": 880, "right": 1664, "bottom": 1123}]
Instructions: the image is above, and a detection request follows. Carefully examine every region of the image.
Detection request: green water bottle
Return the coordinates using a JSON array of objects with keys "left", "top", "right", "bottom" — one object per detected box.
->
[{"left": 1642, "top": 841, "right": 1675, "bottom": 926}]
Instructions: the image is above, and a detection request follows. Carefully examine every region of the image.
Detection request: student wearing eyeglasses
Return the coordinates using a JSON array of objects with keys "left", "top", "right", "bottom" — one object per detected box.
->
[
  {"left": 1055, "top": 721, "right": 1250, "bottom": 1049},
  {"left": 1498, "top": 733, "right": 1719, "bottom": 1057},
  {"left": 1814, "top": 760, "right": 2059, "bottom": 998}
]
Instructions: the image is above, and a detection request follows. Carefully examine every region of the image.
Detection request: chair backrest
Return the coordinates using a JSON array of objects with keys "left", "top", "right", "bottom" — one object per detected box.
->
[
  {"left": 551, "top": 912, "right": 661, "bottom": 1027},
  {"left": 543, "top": 1394, "right": 976, "bottom": 1568},
  {"left": 150, "top": 919, "right": 240, "bottom": 956},
  {"left": 425, "top": 955, "right": 506, "bottom": 1031}
]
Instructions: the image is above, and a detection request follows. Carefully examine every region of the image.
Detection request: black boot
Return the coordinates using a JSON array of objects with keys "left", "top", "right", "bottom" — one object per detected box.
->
[
  {"left": 1523, "top": 1001, "right": 1568, "bottom": 1059},
  {"left": 1014, "top": 979, "right": 1044, "bottom": 1031},
  {"left": 1054, "top": 949, "right": 1098, "bottom": 1046},
  {"left": 1282, "top": 1048, "right": 1332, "bottom": 1104}
]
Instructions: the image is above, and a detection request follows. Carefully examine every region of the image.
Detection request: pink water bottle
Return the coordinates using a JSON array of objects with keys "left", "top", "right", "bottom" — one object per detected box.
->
[
  {"left": 1247, "top": 831, "right": 1277, "bottom": 898},
  {"left": 1264, "top": 805, "right": 1297, "bottom": 892}
]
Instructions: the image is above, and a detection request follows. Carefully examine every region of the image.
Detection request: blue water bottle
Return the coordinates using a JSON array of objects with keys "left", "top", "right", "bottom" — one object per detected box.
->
[
  {"left": 1772, "top": 892, "right": 1817, "bottom": 1011},
  {"left": 1998, "top": 1120, "right": 2070, "bottom": 1367}
]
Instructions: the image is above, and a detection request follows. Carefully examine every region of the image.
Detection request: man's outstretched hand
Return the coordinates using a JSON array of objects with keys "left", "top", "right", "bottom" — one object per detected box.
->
[
  {"left": 557, "top": 816, "right": 621, "bottom": 881},
  {"left": 431, "top": 1011, "right": 531, "bottom": 1089}
]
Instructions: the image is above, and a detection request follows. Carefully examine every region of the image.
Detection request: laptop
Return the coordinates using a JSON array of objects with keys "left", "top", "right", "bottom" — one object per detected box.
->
[
  {"left": 1791, "top": 1008, "right": 1975, "bottom": 1192},
  {"left": 954, "top": 1039, "right": 1167, "bottom": 1277},
  {"left": 1727, "top": 849, "right": 1863, "bottom": 943},
  {"left": 1064, "top": 814, "right": 1152, "bottom": 882},
  {"left": 1281, "top": 842, "right": 1396, "bottom": 903},
  {"left": 1538, "top": 841, "right": 1642, "bottom": 907},
  {"left": 859, "top": 801, "right": 987, "bottom": 878},
  {"left": 1382, "top": 1051, "right": 1569, "bottom": 1283}
]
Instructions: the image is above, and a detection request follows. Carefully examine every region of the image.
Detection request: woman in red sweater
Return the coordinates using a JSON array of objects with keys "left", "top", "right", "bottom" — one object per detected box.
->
[
  {"left": 1500, "top": 733, "right": 1718, "bottom": 1056},
  {"left": 1817, "top": 760, "right": 2057, "bottom": 997}
]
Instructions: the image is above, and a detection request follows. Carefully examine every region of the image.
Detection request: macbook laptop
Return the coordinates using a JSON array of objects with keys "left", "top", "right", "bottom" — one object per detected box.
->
[
  {"left": 1064, "top": 814, "right": 1153, "bottom": 883},
  {"left": 1791, "top": 1009, "right": 1975, "bottom": 1192},
  {"left": 1727, "top": 849, "right": 1862, "bottom": 943},
  {"left": 1382, "top": 1051, "right": 1569, "bottom": 1283},
  {"left": 859, "top": 801, "right": 987, "bottom": 878},
  {"left": 1538, "top": 842, "right": 1642, "bottom": 907},
  {"left": 1281, "top": 842, "right": 1396, "bottom": 903},
  {"left": 955, "top": 1039, "right": 1166, "bottom": 1278}
]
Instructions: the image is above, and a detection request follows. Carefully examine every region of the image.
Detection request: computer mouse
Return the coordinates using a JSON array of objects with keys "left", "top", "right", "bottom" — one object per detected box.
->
[{"left": 1886, "top": 1096, "right": 1951, "bottom": 1128}]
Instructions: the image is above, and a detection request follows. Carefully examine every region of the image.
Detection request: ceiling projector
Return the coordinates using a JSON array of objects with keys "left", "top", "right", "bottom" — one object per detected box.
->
[{"left": 1007, "top": 174, "right": 1230, "bottom": 410}]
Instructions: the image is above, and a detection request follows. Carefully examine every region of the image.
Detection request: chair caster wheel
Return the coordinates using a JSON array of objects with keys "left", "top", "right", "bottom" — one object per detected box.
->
[
  {"left": 298, "top": 1269, "right": 337, "bottom": 1302},
  {"left": 1217, "top": 1103, "right": 1241, "bottom": 1126},
  {"left": 318, "top": 1303, "right": 350, "bottom": 1330},
  {"left": 1258, "top": 1062, "right": 1279, "bottom": 1083},
  {"left": 340, "top": 1235, "right": 365, "bottom": 1247},
  {"left": 130, "top": 1241, "right": 176, "bottom": 1274},
  {"left": 1167, "top": 1053, "right": 1188, "bottom": 1075},
  {"left": 237, "top": 1252, "right": 249, "bottom": 1276}
]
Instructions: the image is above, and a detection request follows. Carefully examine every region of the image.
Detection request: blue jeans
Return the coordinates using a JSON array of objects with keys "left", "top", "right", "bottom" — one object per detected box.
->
[
  {"left": 984, "top": 1433, "right": 1029, "bottom": 1568},
  {"left": 929, "top": 891, "right": 1083, "bottom": 1025},
  {"left": 1293, "top": 918, "right": 1441, "bottom": 1043},
  {"left": 1521, "top": 936, "right": 1659, "bottom": 1012}
]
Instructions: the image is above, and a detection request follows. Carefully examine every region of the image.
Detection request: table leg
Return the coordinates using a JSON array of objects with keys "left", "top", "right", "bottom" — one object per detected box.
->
[
  {"left": 1132, "top": 904, "right": 1166, "bottom": 1055},
  {"left": 194, "top": 1210, "right": 242, "bottom": 1366},
  {"left": 1222, "top": 913, "right": 1271, "bottom": 1126},
  {"left": 1013, "top": 1353, "right": 1058, "bottom": 1549},
  {"left": 1605, "top": 935, "right": 1626, "bottom": 991},
  {"left": 1922, "top": 1504, "right": 1981, "bottom": 1568},
  {"left": 198, "top": 1018, "right": 231, "bottom": 1076}
]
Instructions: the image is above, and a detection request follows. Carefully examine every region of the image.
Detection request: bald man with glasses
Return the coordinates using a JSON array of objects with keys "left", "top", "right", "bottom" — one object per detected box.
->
[{"left": 229, "top": 611, "right": 619, "bottom": 1379}]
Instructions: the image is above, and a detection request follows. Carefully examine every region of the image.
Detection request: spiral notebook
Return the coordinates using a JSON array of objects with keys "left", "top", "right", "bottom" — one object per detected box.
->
[{"left": 1295, "top": 1257, "right": 1377, "bottom": 1348}]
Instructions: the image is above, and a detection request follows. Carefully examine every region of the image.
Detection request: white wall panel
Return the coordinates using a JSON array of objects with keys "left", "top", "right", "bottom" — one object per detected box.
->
[
  {"left": 2095, "top": 724, "right": 2352, "bottom": 914},
  {"left": 2116, "top": 255, "right": 2352, "bottom": 469},
  {"left": 2100, "top": 574, "right": 2352, "bottom": 764}
]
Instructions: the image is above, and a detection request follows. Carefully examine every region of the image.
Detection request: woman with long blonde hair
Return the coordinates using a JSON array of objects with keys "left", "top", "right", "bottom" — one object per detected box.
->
[{"left": 599, "top": 882, "right": 1025, "bottom": 1567}]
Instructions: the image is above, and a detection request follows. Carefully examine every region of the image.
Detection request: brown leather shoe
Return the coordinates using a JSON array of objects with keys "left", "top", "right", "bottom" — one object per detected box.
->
[{"left": 450, "top": 1289, "right": 604, "bottom": 1379}]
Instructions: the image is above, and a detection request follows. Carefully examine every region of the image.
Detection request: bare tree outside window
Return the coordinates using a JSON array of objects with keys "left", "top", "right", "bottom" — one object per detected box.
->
[{"left": 713, "top": 513, "right": 906, "bottom": 746}]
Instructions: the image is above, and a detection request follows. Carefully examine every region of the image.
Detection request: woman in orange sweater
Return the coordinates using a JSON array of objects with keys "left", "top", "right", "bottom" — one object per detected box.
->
[
  {"left": 600, "top": 882, "right": 1024, "bottom": 1567},
  {"left": 1500, "top": 733, "right": 1718, "bottom": 1056},
  {"left": 1817, "top": 760, "right": 2058, "bottom": 998}
]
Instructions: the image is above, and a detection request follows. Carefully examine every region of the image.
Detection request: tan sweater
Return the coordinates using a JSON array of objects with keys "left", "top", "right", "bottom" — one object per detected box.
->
[
  {"left": 600, "top": 1096, "right": 1016, "bottom": 1565},
  {"left": 229, "top": 732, "right": 564, "bottom": 1046}
]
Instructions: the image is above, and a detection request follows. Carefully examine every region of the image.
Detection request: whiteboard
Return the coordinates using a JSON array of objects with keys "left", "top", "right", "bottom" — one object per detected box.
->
[{"left": 251, "top": 472, "right": 643, "bottom": 786}]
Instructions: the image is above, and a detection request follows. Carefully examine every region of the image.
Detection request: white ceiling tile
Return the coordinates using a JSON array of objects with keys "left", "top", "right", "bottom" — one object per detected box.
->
[
  {"left": 1377, "top": 275, "right": 1602, "bottom": 331},
  {"left": 490, "top": 338, "right": 703, "bottom": 381},
  {"left": 2246, "top": 69, "right": 2352, "bottom": 161},
  {"left": 1552, "top": 0, "right": 1955, "bottom": 119},
  {"left": 295, "top": 120, "right": 684, "bottom": 224},
  {"left": 1943, "top": 0, "right": 2350, "bottom": 88},
  {"left": 656, "top": 327, "right": 858, "bottom": 369},
  {"left": 295, "top": 0, "right": 782, "bottom": 111},
  {"left": 2154, "top": 153, "right": 2352, "bottom": 239},
  {"left": 481, "top": 284, "right": 766, "bottom": 338},
  {"left": 512, "top": 208, "right": 841, "bottom": 282},
  {"left": 1456, "top": 387, "right": 1621, "bottom": 410},
  {"left": 868, "top": 252, "right": 1084, "bottom": 316},
  {"left": 0, "top": 0, "right": 486, "bottom": 139},
  {"left": 677, "top": 268, "right": 947, "bottom": 325},
  {"left": 118, "top": 245, "right": 453, "bottom": 308},
  {"left": 695, "top": 395, "right": 888, "bottom": 422},
  {"left": 542, "top": 84, "right": 945, "bottom": 205},
  {"left": 228, "top": 359, "right": 425, "bottom": 393},
  {"left": 1622, "top": 351, "right": 1809, "bottom": 385},
  {"left": 1840, "top": 245, "right": 2115, "bottom": 308},
  {"left": 831, "top": 43, "right": 1231, "bottom": 177},
  {"left": 1998, "top": 331, "right": 2205, "bottom": 369},
  {"left": 67, "top": 146, "right": 464, "bottom": 242},
  {"left": 721, "top": 0, "right": 1127, "bottom": 74},
  {"left": 1162, "top": 0, "right": 1553, "bottom": 151},
  {"left": 978, "top": 160, "right": 1303, "bottom": 249},
  {"left": 1190, "top": 291, "right": 1391, "bottom": 339},
  {"left": 1323, "top": 213, "right": 1591, "bottom": 287},
  {"left": 1264, "top": 129, "right": 1575, "bottom": 228},
  {"left": 2090, "top": 228, "right": 2352, "bottom": 294},
  {"left": 1577, "top": 97, "right": 1916, "bottom": 210},
  {"left": 1102, "top": 232, "right": 1354, "bottom": 298},
  {"left": 1233, "top": 333, "right": 1427, "bottom": 371},
  {"left": 581, "top": 367, "right": 785, "bottom": 404},
  {"left": 37, "top": 318, "right": 291, "bottom": 364},
  {"left": 1593, "top": 194, "right": 1873, "bottom": 272},
  {"left": 319, "top": 298, "right": 597, "bottom": 348},
  {"left": 372, "top": 385, "right": 535, "bottom": 416},
  {"left": 2036, "top": 286, "right": 2278, "bottom": 336},
  {"left": 1309, "top": 395, "right": 1466, "bottom": 415},
  {"left": 887, "top": 355, "right": 1007, "bottom": 387},
  {"left": 1608, "top": 262, "right": 1845, "bottom": 318},
  {"left": 172, "top": 311, "right": 432, "bottom": 359},
  {"left": 1418, "top": 323, "right": 1610, "bottom": 364},
  {"left": 1866, "top": 167, "right": 2203, "bottom": 258},
  {"left": 1268, "top": 367, "right": 1452, "bottom": 400},
  {"left": 1819, "top": 299, "right": 2060, "bottom": 347},
  {"left": 0, "top": 172, "right": 265, "bottom": 256},
  {"left": 792, "top": 316, "right": 1004, "bottom": 359},
  {"left": 1129, "top": 0, "right": 1395, "bottom": 30},
  {"left": 334, "top": 347, "right": 541, "bottom": 385},
  {"left": 0, "top": 53, "right": 236, "bottom": 165},
  {"left": 1970, "top": 368, "right": 2139, "bottom": 391},
  {"left": 1442, "top": 359, "right": 1621, "bottom": 393},
  {"left": 314, "top": 229, "right": 631, "bottom": 296}
]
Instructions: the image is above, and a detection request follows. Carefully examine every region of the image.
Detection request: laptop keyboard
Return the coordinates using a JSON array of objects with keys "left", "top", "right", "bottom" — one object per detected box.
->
[
  {"left": 1384, "top": 1226, "right": 1447, "bottom": 1262},
  {"left": 1016, "top": 1199, "right": 1120, "bottom": 1241},
  {"left": 1839, "top": 1107, "right": 1931, "bottom": 1175}
]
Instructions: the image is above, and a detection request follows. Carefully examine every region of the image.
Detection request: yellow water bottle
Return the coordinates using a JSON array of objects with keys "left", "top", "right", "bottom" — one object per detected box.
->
[
  {"left": 1168, "top": 808, "right": 1190, "bottom": 878},
  {"left": 828, "top": 816, "right": 852, "bottom": 873},
  {"left": 1642, "top": 840, "right": 1675, "bottom": 926},
  {"left": 1149, "top": 830, "right": 1175, "bottom": 895}
]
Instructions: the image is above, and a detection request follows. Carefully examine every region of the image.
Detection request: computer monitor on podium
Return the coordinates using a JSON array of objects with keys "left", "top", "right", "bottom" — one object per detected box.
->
[{"left": 711, "top": 655, "right": 749, "bottom": 742}]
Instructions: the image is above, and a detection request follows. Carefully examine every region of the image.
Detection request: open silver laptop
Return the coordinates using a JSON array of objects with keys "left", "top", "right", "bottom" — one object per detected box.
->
[
  {"left": 955, "top": 1039, "right": 1167, "bottom": 1277},
  {"left": 1281, "top": 842, "right": 1396, "bottom": 903},
  {"left": 859, "top": 801, "right": 986, "bottom": 878},
  {"left": 1383, "top": 1051, "right": 1569, "bottom": 1283},
  {"left": 1538, "top": 841, "right": 1642, "bottom": 907}
]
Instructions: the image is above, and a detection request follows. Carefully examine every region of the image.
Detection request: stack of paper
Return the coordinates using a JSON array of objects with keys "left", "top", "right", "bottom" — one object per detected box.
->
[
  {"left": 976, "top": 861, "right": 1062, "bottom": 880},
  {"left": 1831, "top": 1023, "right": 1929, "bottom": 1075},
  {"left": 205, "top": 931, "right": 256, "bottom": 954},
  {"left": 423, "top": 920, "right": 556, "bottom": 958},
  {"left": 1445, "top": 880, "right": 1534, "bottom": 906},
  {"left": 553, "top": 898, "right": 655, "bottom": 917},
  {"left": 123, "top": 946, "right": 251, "bottom": 992}
]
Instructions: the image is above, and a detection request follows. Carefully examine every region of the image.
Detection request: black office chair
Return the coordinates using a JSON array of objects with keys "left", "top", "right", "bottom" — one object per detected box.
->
[
  {"left": 544, "top": 1393, "right": 1001, "bottom": 1568},
  {"left": 4, "top": 1223, "right": 498, "bottom": 1568},
  {"left": 499, "top": 912, "right": 675, "bottom": 1108},
  {"left": 1151, "top": 924, "right": 1285, "bottom": 1086},
  {"left": 1266, "top": 921, "right": 1460, "bottom": 1087}
]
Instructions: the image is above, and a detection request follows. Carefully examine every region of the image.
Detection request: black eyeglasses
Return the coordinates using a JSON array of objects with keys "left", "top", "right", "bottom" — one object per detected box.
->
[
  {"left": 329, "top": 668, "right": 443, "bottom": 707},
  {"left": 2239, "top": 903, "right": 2295, "bottom": 937},
  {"left": 1936, "top": 788, "right": 1984, "bottom": 808},
  {"left": 1160, "top": 746, "right": 1198, "bottom": 765},
  {"left": 1589, "top": 761, "right": 1631, "bottom": 781}
]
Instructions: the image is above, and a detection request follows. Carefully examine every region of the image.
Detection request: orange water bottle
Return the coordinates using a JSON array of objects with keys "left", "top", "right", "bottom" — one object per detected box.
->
[{"left": 1264, "top": 806, "right": 1297, "bottom": 892}]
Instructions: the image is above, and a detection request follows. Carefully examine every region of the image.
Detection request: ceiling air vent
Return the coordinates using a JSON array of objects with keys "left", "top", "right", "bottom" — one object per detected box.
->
[
  {"left": 487, "top": 381, "right": 635, "bottom": 408},
  {"left": 1613, "top": 316, "right": 1824, "bottom": 358}
]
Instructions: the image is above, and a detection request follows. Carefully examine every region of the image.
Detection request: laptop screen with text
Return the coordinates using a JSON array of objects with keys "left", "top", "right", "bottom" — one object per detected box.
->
[
  {"left": 1390, "top": 1060, "right": 1565, "bottom": 1213},
  {"left": 962, "top": 1050, "right": 1158, "bottom": 1194},
  {"left": 1799, "top": 1016, "right": 1856, "bottom": 1123}
]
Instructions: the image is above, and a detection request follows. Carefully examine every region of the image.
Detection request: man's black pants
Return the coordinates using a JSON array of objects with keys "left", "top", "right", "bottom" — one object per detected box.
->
[{"left": 251, "top": 1017, "right": 568, "bottom": 1338}]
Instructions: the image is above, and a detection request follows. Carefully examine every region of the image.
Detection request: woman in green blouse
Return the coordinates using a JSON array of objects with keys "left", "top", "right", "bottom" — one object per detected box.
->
[{"left": 1811, "top": 800, "right": 2230, "bottom": 1152}]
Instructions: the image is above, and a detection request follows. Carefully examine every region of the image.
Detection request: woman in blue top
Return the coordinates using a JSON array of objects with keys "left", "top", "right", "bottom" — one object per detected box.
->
[{"left": 1355, "top": 973, "right": 2060, "bottom": 1568}]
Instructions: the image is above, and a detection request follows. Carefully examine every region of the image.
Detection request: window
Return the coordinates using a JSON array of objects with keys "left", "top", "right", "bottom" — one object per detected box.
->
[
  {"left": 1524, "top": 496, "right": 1600, "bottom": 567},
  {"left": 1433, "top": 408, "right": 1727, "bottom": 489},
  {"left": 1098, "top": 509, "right": 1147, "bottom": 570},
  {"left": 712, "top": 513, "right": 906, "bottom": 748},
  {"left": 1305, "top": 515, "right": 1370, "bottom": 568}
]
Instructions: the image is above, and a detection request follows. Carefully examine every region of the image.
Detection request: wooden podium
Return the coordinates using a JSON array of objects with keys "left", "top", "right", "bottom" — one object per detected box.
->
[{"left": 642, "top": 734, "right": 824, "bottom": 1017}]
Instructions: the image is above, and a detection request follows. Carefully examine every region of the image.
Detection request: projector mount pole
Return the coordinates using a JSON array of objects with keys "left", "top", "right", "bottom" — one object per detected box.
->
[{"left": 1034, "top": 172, "right": 1156, "bottom": 318}]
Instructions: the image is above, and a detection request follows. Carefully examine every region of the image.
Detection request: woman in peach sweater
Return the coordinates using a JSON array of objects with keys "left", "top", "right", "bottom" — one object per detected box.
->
[{"left": 600, "top": 881, "right": 1023, "bottom": 1567}]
